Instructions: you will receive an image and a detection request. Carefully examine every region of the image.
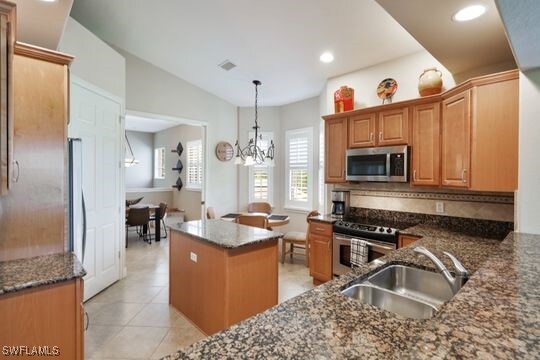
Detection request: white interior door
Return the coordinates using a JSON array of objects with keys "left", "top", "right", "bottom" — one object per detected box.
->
[{"left": 70, "top": 77, "right": 123, "bottom": 300}]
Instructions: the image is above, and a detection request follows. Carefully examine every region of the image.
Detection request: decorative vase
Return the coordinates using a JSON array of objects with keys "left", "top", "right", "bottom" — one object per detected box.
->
[
  {"left": 334, "top": 86, "right": 354, "bottom": 113},
  {"left": 418, "top": 67, "right": 443, "bottom": 97}
]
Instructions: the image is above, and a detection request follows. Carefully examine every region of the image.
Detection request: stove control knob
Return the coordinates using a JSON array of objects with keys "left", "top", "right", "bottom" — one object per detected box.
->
[
  {"left": 386, "top": 228, "right": 393, "bottom": 233},
  {"left": 379, "top": 227, "right": 385, "bottom": 232},
  {"left": 344, "top": 223, "right": 350, "bottom": 227}
]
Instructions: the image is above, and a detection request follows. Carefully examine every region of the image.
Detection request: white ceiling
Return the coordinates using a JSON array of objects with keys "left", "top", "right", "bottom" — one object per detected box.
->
[
  {"left": 376, "top": 0, "right": 516, "bottom": 77},
  {"left": 11, "top": 0, "right": 73, "bottom": 50},
  {"left": 495, "top": 0, "right": 540, "bottom": 71},
  {"left": 125, "top": 114, "right": 178, "bottom": 133},
  {"left": 70, "top": 0, "right": 423, "bottom": 106}
]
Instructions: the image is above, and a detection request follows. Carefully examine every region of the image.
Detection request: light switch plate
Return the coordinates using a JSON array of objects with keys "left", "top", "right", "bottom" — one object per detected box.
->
[
  {"left": 436, "top": 202, "right": 444, "bottom": 213},
  {"left": 190, "top": 252, "right": 198, "bottom": 262}
]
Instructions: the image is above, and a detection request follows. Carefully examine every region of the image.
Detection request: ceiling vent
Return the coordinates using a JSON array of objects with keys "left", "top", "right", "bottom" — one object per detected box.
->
[{"left": 218, "top": 60, "right": 237, "bottom": 71}]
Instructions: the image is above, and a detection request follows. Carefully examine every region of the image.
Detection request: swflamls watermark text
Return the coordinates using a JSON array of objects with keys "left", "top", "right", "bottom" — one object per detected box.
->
[{"left": 2, "top": 346, "right": 60, "bottom": 357}]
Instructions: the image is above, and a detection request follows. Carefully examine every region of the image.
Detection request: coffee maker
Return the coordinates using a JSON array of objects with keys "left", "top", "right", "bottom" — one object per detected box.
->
[{"left": 331, "top": 190, "right": 350, "bottom": 218}]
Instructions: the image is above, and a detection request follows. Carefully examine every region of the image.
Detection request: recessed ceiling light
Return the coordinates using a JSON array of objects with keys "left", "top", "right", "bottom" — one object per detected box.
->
[
  {"left": 320, "top": 52, "right": 334, "bottom": 63},
  {"left": 453, "top": 5, "right": 486, "bottom": 22}
]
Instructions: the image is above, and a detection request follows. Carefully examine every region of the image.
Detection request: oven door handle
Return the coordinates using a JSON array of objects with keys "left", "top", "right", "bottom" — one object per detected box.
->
[
  {"left": 333, "top": 235, "right": 395, "bottom": 252},
  {"left": 365, "top": 241, "right": 395, "bottom": 252}
]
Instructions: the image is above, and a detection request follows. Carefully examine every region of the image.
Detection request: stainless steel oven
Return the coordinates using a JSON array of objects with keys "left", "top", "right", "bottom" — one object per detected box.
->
[
  {"left": 346, "top": 145, "right": 408, "bottom": 182},
  {"left": 332, "top": 233, "right": 396, "bottom": 276}
]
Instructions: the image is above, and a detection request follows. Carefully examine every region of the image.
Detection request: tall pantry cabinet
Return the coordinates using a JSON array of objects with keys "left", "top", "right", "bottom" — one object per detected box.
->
[{"left": 0, "top": 43, "right": 72, "bottom": 262}]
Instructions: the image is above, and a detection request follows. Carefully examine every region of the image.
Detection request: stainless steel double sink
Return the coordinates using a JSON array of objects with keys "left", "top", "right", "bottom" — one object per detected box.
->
[{"left": 341, "top": 264, "right": 459, "bottom": 320}]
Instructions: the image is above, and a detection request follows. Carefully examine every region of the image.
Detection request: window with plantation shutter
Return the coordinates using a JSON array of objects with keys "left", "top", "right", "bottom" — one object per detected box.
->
[
  {"left": 154, "top": 147, "right": 166, "bottom": 179},
  {"left": 248, "top": 132, "right": 273, "bottom": 204},
  {"left": 285, "top": 127, "right": 313, "bottom": 210},
  {"left": 186, "top": 140, "right": 203, "bottom": 190}
]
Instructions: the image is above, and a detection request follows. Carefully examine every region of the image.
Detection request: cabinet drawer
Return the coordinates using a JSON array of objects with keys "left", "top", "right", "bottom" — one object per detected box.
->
[{"left": 309, "top": 222, "right": 333, "bottom": 237}]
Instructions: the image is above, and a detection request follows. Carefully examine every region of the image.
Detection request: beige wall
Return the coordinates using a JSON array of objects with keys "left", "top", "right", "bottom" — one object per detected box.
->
[
  {"left": 323, "top": 50, "right": 455, "bottom": 114},
  {"left": 59, "top": 17, "right": 125, "bottom": 100},
  {"left": 126, "top": 190, "right": 173, "bottom": 208},
  {"left": 154, "top": 124, "right": 203, "bottom": 221},
  {"left": 117, "top": 48, "right": 239, "bottom": 218},
  {"left": 516, "top": 69, "right": 540, "bottom": 234}
]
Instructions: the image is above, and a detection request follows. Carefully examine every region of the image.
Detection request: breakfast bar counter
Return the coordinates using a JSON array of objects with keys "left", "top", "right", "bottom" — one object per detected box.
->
[
  {"left": 168, "top": 220, "right": 282, "bottom": 335},
  {"left": 164, "top": 226, "right": 539, "bottom": 359}
]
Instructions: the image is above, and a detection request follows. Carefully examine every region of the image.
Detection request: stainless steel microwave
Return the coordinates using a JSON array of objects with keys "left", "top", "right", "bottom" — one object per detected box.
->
[{"left": 346, "top": 145, "right": 409, "bottom": 182}]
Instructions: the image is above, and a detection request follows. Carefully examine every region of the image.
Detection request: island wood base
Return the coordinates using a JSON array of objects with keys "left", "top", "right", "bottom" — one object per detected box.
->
[{"left": 169, "top": 229, "right": 278, "bottom": 335}]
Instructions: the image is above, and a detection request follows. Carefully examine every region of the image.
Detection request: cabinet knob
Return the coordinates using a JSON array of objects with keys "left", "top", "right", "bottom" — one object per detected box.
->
[
  {"left": 461, "top": 169, "right": 467, "bottom": 183},
  {"left": 379, "top": 131, "right": 382, "bottom": 142},
  {"left": 370, "top": 132, "right": 374, "bottom": 142},
  {"left": 413, "top": 169, "right": 417, "bottom": 182}
]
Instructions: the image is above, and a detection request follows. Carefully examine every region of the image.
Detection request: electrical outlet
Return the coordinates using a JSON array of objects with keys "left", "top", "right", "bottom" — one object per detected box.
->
[
  {"left": 436, "top": 202, "right": 445, "bottom": 213},
  {"left": 190, "top": 252, "right": 198, "bottom": 262}
]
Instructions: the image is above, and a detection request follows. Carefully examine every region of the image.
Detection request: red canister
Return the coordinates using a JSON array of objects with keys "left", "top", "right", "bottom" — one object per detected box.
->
[{"left": 334, "top": 86, "right": 354, "bottom": 113}]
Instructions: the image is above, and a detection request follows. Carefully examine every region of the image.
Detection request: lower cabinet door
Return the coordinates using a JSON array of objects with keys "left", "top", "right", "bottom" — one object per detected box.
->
[{"left": 309, "top": 234, "right": 332, "bottom": 283}]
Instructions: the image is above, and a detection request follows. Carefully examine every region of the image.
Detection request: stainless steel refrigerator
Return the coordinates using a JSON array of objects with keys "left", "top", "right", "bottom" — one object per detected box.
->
[{"left": 68, "top": 138, "right": 86, "bottom": 263}]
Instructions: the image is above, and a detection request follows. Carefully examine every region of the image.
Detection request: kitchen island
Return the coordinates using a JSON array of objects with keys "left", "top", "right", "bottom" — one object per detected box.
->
[
  {"left": 163, "top": 225, "right": 539, "bottom": 359},
  {"left": 168, "top": 219, "right": 282, "bottom": 335}
]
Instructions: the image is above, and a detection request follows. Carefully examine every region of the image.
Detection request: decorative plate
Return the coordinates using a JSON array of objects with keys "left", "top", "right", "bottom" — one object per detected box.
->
[
  {"left": 215, "top": 141, "right": 234, "bottom": 162},
  {"left": 377, "top": 78, "right": 398, "bottom": 100}
]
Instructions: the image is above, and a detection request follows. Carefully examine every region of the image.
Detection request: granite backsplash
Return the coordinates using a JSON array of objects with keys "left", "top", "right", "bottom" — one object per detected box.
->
[{"left": 349, "top": 207, "right": 513, "bottom": 240}]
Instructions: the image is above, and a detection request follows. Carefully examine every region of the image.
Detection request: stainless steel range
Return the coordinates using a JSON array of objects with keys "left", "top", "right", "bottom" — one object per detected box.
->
[{"left": 333, "top": 219, "right": 399, "bottom": 276}]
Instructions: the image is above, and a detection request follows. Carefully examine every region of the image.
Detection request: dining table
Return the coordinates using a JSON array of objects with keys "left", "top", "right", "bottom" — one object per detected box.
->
[
  {"left": 220, "top": 212, "right": 290, "bottom": 230},
  {"left": 126, "top": 203, "right": 162, "bottom": 241}
]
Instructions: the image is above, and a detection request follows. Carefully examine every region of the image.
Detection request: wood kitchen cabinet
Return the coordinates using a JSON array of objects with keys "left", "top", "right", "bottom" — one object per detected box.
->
[
  {"left": 308, "top": 221, "right": 333, "bottom": 284},
  {"left": 411, "top": 102, "right": 440, "bottom": 186},
  {"left": 377, "top": 107, "right": 409, "bottom": 146},
  {"left": 0, "top": 279, "right": 84, "bottom": 360},
  {"left": 441, "top": 90, "right": 471, "bottom": 188},
  {"left": 348, "top": 113, "right": 376, "bottom": 148},
  {"left": 169, "top": 229, "right": 278, "bottom": 335},
  {"left": 0, "top": 2, "right": 14, "bottom": 195},
  {"left": 470, "top": 77, "right": 518, "bottom": 191},
  {"left": 0, "top": 43, "right": 72, "bottom": 261},
  {"left": 325, "top": 117, "right": 347, "bottom": 183},
  {"left": 398, "top": 234, "right": 422, "bottom": 248},
  {"left": 440, "top": 70, "right": 518, "bottom": 191}
]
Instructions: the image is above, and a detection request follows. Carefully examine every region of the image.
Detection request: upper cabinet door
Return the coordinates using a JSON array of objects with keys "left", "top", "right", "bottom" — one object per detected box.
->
[
  {"left": 0, "top": 6, "right": 14, "bottom": 196},
  {"left": 348, "top": 113, "right": 376, "bottom": 148},
  {"left": 441, "top": 90, "right": 471, "bottom": 188},
  {"left": 411, "top": 102, "right": 440, "bottom": 186},
  {"left": 470, "top": 79, "right": 519, "bottom": 192},
  {"left": 325, "top": 117, "right": 347, "bottom": 183},
  {"left": 377, "top": 108, "right": 409, "bottom": 146}
]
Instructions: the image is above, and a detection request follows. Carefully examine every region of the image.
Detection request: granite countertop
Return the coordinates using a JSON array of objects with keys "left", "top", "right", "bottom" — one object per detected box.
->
[
  {"left": 169, "top": 219, "right": 283, "bottom": 249},
  {"left": 164, "top": 227, "right": 539, "bottom": 359},
  {"left": 0, "top": 252, "right": 86, "bottom": 296}
]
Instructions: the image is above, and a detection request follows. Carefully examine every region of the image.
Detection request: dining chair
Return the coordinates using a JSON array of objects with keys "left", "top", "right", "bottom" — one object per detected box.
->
[
  {"left": 206, "top": 206, "right": 216, "bottom": 219},
  {"left": 236, "top": 214, "right": 268, "bottom": 229},
  {"left": 281, "top": 210, "right": 320, "bottom": 266},
  {"left": 247, "top": 202, "right": 272, "bottom": 214},
  {"left": 125, "top": 206, "right": 150, "bottom": 247},
  {"left": 149, "top": 202, "right": 168, "bottom": 240}
]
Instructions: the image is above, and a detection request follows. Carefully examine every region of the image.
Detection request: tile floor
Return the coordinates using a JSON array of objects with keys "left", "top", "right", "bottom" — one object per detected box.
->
[{"left": 85, "top": 230, "right": 314, "bottom": 360}]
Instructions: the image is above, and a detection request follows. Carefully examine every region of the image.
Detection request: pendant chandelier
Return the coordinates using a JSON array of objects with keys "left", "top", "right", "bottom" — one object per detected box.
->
[{"left": 234, "top": 80, "right": 275, "bottom": 167}]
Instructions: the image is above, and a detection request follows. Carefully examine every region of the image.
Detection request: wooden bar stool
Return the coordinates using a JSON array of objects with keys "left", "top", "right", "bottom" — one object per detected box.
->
[{"left": 281, "top": 210, "right": 320, "bottom": 266}]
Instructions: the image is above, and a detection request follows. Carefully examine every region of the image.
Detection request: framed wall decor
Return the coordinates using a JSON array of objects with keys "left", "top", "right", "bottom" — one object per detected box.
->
[{"left": 215, "top": 141, "right": 234, "bottom": 162}]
